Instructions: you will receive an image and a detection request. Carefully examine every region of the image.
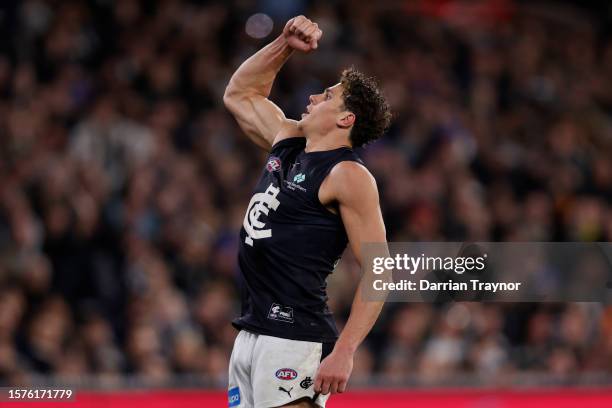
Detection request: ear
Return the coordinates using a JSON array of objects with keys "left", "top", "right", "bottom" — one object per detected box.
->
[{"left": 336, "top": 111, "right": 355, "bottom": 129}]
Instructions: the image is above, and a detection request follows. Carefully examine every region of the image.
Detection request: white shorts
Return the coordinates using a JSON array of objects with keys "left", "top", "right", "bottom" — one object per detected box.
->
[{"left": 228, "top": 330, "right": 331, "bottom": 408}]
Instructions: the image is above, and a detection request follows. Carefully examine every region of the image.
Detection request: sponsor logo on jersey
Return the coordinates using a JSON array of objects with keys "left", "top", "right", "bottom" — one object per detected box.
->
[
  {"left": 276, "top": 368, "right": 298, "bottom": 380},
  {"left": 266, "top": 156, "right": 282, "bottom": 172},
  {"left": 278, "top": 386, "right": 293, "bottom": 397},
  {"left": 228, "top": 387, "right": 240, "bottom": 407},
  {"left": 293, "top": 173, "right": 306, "bottom": 183},
  {"left": 300, "top": 377, "right": 314, "bottom": 389},
  {"left": 268, "top": 303, "right": 294, "bottom": 323},
  {"left": 284, "top": 179, "right": 307, "bottom": 192},
  {"left": 243, "top": 183, "right": 280, "bottom": 246}
]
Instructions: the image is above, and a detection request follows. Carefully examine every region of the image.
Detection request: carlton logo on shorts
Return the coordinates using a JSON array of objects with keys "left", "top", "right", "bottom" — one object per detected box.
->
[
  {"left": 276, "top": 368, "right": 298, "bottom": 380},
  {"left": 228, "top": 387, "right": 240, "bottom": 407},
  {"left": 266, "top": 156, "right": 281, "bottom": 172},
  {"left": 300, "top": 377, "right": 314, "bottom": 389}
]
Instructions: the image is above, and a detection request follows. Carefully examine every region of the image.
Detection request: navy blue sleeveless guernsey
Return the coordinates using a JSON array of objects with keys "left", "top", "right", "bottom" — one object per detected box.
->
[{"left": 233, "top": 137, "right": 364, "bottom": 343}]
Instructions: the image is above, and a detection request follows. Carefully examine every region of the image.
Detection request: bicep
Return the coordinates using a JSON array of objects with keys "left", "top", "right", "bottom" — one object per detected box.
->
[{"left": 224, "top": 93, "right": 297, "bottom": 150}]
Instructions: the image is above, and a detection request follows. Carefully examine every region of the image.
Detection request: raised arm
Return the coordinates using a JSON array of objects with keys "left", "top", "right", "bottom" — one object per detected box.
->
[
  {"left": 315, "top": 161, "right": 388, "bottom": 395},
  {"left": 223, "top": 16, "right": 322, "bottom": 150}
]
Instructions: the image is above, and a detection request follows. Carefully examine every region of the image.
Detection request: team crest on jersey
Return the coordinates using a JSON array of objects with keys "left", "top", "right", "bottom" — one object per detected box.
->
[
  {"left": 266, "top": 156, "right": 282, "bottom": 172},
  {"left": 243, "top": 183, "right": 280, "bottom": 246}
]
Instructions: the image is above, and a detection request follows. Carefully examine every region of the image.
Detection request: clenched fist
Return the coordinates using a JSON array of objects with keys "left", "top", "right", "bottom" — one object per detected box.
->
[{"left": 283, "top": 15, "right": 323, "bottom": 53}]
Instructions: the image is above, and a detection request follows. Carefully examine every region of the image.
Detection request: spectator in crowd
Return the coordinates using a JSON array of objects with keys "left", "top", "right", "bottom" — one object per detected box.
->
[{"left": 0, "top": 0, "right": 611, "bottom": 386}]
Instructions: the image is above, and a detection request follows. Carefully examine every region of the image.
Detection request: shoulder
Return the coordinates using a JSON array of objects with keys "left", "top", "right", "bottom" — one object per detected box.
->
[
  {"left": 328, "top": 160, "right": 374, "bottom": 184},
  {"left": 326, "top": 160, "right": 379, "bottom": 203}
]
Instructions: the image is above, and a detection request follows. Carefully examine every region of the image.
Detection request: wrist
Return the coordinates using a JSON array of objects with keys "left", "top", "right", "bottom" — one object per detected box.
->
[
  {"left": 272, "top": 34, "right": 295, "bottom": 58},
  {"left": 275, "top": 33, "right": 291, "bottom": 48},
  {"left": 333, "top": 340, "right": 357, "bottom": 356}
]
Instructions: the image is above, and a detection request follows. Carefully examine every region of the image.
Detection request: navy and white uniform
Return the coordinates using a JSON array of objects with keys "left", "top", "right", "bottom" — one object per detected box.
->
[{"left": 228, "top": 137, "right": 363, "bottom": 408}]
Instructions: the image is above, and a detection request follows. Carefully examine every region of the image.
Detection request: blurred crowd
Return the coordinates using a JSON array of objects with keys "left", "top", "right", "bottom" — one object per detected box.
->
[{"left": 1, "top": 0, "right": 612, "bottom": 387}]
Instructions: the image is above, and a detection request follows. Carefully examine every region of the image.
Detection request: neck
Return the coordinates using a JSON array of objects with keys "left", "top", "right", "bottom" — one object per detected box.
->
[{"left": 304, "top": 131, "right": 351, "bottom": 153}]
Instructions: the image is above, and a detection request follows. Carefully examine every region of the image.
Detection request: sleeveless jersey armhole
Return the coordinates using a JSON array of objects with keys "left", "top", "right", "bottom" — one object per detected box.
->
[{"left": 316, "top": 154, "right": 366, "bottom": 218}]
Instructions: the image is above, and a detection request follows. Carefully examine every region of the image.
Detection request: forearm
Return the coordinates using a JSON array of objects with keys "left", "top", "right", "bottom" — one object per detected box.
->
[
  {"left": 334, "top": 282, "right": 385, "bottom": 354},
  {"left": 226, "top": 35, "right": 293, "bottom": 98}
]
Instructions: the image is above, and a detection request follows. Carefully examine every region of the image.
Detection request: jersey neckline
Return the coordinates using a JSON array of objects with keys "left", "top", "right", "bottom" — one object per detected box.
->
[{"left": 300, "top": 145, "right": 352, "bottom": 156}]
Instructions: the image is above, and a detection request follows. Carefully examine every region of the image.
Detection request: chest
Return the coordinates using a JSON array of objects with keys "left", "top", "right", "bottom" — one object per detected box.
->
[{"left": 253, "top": 153, "right": 338, "bottom": 219}]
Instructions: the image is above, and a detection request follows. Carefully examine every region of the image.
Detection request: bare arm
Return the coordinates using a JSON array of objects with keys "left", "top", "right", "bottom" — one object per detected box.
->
[
  {"left": 223, "top": 35, "right": 295, "bottom": 150},
  {"left": 223, "top": 16, "right": 322, "bottom": 150},
  {"left": 315, "top": 161, "right": 388, "bottom": 395}
]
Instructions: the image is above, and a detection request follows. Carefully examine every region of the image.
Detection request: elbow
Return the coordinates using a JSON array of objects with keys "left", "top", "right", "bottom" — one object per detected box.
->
[
  {"left": 223, "top": 84, "right": 250, "bottom": 113},
  {"left": 223, "top": 84, "right": 237, "bottom": 110}
]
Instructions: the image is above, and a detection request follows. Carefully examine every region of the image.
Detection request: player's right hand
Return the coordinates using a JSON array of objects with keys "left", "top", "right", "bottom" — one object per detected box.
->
[{"left": 283, "top": 15, "right": 323, "bottom": 53}]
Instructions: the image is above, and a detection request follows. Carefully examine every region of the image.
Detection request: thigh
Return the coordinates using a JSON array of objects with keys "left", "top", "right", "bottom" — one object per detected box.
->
[
  {"left": 228, "top": 330, "right": 256, "bottom": 407},
  {"left": 250, "top": 335, "right": 330, "bottom": 408}
]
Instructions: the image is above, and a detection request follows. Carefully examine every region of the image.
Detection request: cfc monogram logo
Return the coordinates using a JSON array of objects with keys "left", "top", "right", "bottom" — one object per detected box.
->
[{"left": 243, "top": 183, "right": 280, "bottom": 246}]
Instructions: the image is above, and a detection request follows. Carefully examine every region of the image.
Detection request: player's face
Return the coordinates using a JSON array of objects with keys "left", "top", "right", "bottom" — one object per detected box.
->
[{"left": 299, "top": 83, "right": 349, "bottom": 134}]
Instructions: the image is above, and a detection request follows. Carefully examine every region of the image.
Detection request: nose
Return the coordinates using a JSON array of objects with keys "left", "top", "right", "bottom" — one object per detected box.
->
[{"left": 309, "top": 95, "right": 316, "bottom": 104}]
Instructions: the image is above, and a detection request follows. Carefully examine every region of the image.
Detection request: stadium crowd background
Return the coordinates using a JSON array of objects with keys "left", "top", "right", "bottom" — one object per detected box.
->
[{"left": 1, "top": 0, "right": 612, "bottom": 388}]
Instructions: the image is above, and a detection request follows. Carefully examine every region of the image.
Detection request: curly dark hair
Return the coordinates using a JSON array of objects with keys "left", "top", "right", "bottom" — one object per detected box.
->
[{"left": 340, "top": 67, "right": 392, "bottom": 147}]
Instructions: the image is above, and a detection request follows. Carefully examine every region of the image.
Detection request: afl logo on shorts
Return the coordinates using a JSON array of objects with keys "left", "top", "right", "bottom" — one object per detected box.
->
[
  {"left": 276, "top": 368, "right": 298, "bottom": 380},
  {"left": 266, "top": 156, "right": 281, "bottom": 172}
]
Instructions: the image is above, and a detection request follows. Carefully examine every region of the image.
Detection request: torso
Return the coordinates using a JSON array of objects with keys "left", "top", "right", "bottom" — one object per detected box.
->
[{"left": 232, "top": 137, "right": 364, "bottom": 342}]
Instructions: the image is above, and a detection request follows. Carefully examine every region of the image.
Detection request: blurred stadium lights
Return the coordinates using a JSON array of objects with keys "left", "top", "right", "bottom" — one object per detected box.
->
[{"left": 245, "top": 13, "right": 274, "bottom": 39}]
